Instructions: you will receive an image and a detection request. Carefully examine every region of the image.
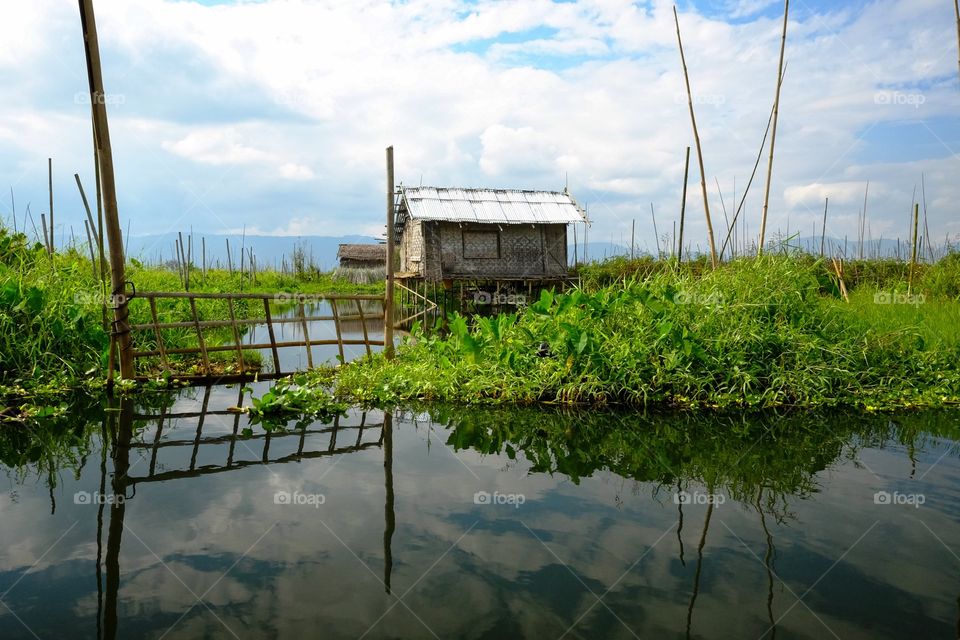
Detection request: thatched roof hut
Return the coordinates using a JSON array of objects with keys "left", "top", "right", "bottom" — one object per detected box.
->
[{"left": 337, "top": 243, "right": 386, "bottom": 269}]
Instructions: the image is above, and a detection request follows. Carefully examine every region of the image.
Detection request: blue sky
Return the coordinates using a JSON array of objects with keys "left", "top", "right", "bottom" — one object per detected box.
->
[{"left": 1, "top": 0, "right": 958, "bottom": 255}]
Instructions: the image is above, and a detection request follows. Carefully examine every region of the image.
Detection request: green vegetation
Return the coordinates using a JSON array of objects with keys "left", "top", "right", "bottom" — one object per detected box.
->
[
  {"left": 260, "top": 255, "right": 960, "bottom": 411},
  {"left": 0, "top": 225, "right": 382, "bottom": 401}
]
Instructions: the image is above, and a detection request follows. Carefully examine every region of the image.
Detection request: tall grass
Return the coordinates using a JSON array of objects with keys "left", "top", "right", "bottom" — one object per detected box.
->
[{"left": 325, "top": 256, "right": 960, "bottom": 409}]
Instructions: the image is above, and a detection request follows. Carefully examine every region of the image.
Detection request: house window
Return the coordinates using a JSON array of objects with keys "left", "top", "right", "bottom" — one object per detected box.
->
[{"left": 462, "top": 230, "right": 500, "bottom": 259}]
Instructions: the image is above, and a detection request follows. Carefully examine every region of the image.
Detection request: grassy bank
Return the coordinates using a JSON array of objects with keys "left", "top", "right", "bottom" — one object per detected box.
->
[
  {"left": 0, "top": 227, "right": 382, "bottom": 400},
  {"left": 255, "top": 255, "right": 960, "bottom": 412}
]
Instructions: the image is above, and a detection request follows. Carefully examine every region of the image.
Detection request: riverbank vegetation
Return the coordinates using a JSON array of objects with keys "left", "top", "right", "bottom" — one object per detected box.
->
[
  {"left": 0, "top": 226, "right": 381, "bottom": 401},
  {"left": 255, "top": 254, "right": 960, "bottom": 412}
]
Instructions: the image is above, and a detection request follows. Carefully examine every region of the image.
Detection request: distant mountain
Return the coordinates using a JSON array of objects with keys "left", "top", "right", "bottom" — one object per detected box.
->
[{"left": 125, "top": 233, "right": 380, "bottom": 271}]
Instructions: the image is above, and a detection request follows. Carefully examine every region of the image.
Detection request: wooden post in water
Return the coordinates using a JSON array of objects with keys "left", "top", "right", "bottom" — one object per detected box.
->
[
  {"left": 78, "top": 0, "right": 133, "bottom": 379},
  {"left": 384, "top": 146, "right": 396, "bottom": 360}
]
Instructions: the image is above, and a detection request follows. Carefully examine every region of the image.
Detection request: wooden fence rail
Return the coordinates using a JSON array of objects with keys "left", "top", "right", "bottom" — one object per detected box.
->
[{"left": 126, "top": 291, "right": 387, "bottom": 382}]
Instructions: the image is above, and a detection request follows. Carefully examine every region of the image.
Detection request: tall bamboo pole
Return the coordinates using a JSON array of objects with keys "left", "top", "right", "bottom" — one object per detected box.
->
[
  {"left": 758, "top": 0, "right": 789, "bottom": 256},
  {"left": 909, "top": 203, "right": 919, "bottom": 295},
  {"left": 678, "top": 146, "right": 690, "bottom": 263},
  {"left": 954, "top": 0, "right": 960, "bottom": 87},
  {"left": 79, "top": 0, "right": 133, "bottom": 379},
  {"left": 48, "top": 158, "right": 54, "bottom": 253},
  {"left": 673, "top": 6, "right": 718, "bottom": 268},
  {"left": 384, "top": 146, "right": 396, "bottom": 359},
  {"left": 820, "top": 197, "right": 829, "bottom": 258}
]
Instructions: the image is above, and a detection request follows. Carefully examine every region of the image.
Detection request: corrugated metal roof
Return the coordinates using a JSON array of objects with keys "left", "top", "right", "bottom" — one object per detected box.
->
[{"left": 401, "top": 186, "right": 586, "bottom": 224}]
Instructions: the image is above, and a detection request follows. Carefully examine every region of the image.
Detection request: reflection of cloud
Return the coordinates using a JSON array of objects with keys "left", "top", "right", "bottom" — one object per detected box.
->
[{"left": 2, "top": 406, "right": 960, "bottom": 638}]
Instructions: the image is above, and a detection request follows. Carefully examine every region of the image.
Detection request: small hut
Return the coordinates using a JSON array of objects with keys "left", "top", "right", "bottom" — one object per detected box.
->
[
  {"left": 395, "top": 186, "right": 587, "bottom": 281},
  {"left": 337, "top": 243, "right": 386, "bottom": 269}
]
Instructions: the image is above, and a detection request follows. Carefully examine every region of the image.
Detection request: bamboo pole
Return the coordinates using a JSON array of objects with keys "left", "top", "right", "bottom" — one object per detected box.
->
[
  {"left": 650, "top": 203, "right": 661, "bottom": 258},
  {"left": 41, "top": 213, "right": 51, "bottom": 255},
  {"left": 75, "top": 173, "right": 100, "bottom": 251},
  {"left": 678, "top": 146, "right": 690, "bottom": 263},
  {"left": 955, "top": 0, "right": 960, "bottom": 88},
  {"left": 226, "top": 297, "right": 245, "bottom": 375},
  {"left": 820, "top": 197, "right": 829, "bottom": 258},
  {"left": 298, "top": 302, "right": 314, "bottom": 370},
  {"left": 356, "top": 298, "right": 372, "bottom": 357},
  {"left": 758, "top": 0, "right": 789, "bottom": 256},
  {"left": 48, "top": 158, "right": 54, "bottom": 253},
  {"left": 79, "top": 0, "right": 133, "bottom": 379},
  {"left": 330, "top": 299, "right": 346, "bottom": 364},
  {"left": 674, "top": 6, "right": 718, "bottom": 269},
  {"left": 384, "top": 146, "right": 396, "bottom": 359},
  {"left": 909, "top": 203, "right": 919, "bottom": 295},
  {"left": 84, "top": 220, "right": 98, "bottom": 281},
  {"left": 262, "top": 298, "right": 282, "bottom": 374},
  {"left": 149, "top": 297, "right": 169, "bottom": 372}
]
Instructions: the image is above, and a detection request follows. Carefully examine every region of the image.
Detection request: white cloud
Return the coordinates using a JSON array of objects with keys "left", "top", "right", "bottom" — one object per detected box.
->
[{"left": 0, "top": 0, "right": 957, "bottom": 249}]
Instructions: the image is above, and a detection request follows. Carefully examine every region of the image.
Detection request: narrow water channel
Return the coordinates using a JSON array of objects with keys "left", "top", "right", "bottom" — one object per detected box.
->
[{"left": 1, "top": 387, "right": 958, "bottom": 639}]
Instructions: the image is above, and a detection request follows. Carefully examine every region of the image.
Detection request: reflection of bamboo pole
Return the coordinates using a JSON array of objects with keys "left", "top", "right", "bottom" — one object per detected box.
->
[
  {"left": 685, "top": 497, "right": 714, "bottom": 637},
  {"left": 673, "top": 7, "right": 718, "bottom": 268},
  {"left": 758, "top": 0, "right": 790, "bottom": 255},
  {"left": 676, "top": 479, "right": 686, "bottom": 567},
  {"left": 383, "top": 411, "right": 395, "bottom": 593},
  {"left": 755, "top": 489, "right": 778, "bottom": 640}
]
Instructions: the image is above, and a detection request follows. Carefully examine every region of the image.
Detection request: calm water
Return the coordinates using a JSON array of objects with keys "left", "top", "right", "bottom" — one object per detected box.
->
[{"left": 1, "top": 387, "right": 959, "bottom": 639}]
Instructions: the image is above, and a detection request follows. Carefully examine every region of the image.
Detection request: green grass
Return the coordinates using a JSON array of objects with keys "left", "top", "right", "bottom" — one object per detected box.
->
[
  {"left": 0, "top": 226, "right": 382, "bottom": 399},
  {"left": 265, "top": 255, "right": 960, "bottom": 411}
]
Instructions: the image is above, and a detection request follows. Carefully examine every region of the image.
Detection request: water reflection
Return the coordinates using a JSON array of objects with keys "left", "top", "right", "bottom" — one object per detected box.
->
[{"left": 0, "top": 394, "right": 958, "bottom": 639}]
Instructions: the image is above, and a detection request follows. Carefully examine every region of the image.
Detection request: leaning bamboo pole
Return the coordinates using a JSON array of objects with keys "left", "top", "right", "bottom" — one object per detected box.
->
[
  {"left": 758, "top": 0, "right": 789, "bottom": 255},
  {"left": 678, "top": 146, "right": 690, "bottom": 263},
  {"left": 673, "top": 6, "right": 718, "bottom": 268},
  {"left": 820, "top": 197, "right": 829, "bottom": 257},
  {"left": 955, "top": 0, "right": 960, "bottom": 87},
  {"left": 79, "top": 0, "right": 133, "bottom": 379}
]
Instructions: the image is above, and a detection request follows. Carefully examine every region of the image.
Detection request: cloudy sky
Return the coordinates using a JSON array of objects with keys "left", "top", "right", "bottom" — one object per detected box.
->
[{"left": 1, "top": 0, "right": 958, "bottom": 253}]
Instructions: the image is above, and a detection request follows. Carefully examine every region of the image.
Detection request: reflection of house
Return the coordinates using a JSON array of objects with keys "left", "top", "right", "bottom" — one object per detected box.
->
[
  {"left": 395, "top": 186, "right": 587, "bottom": 281},
  {"left": 337, "top": 243, "right": 386, "bottom": 269}
]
